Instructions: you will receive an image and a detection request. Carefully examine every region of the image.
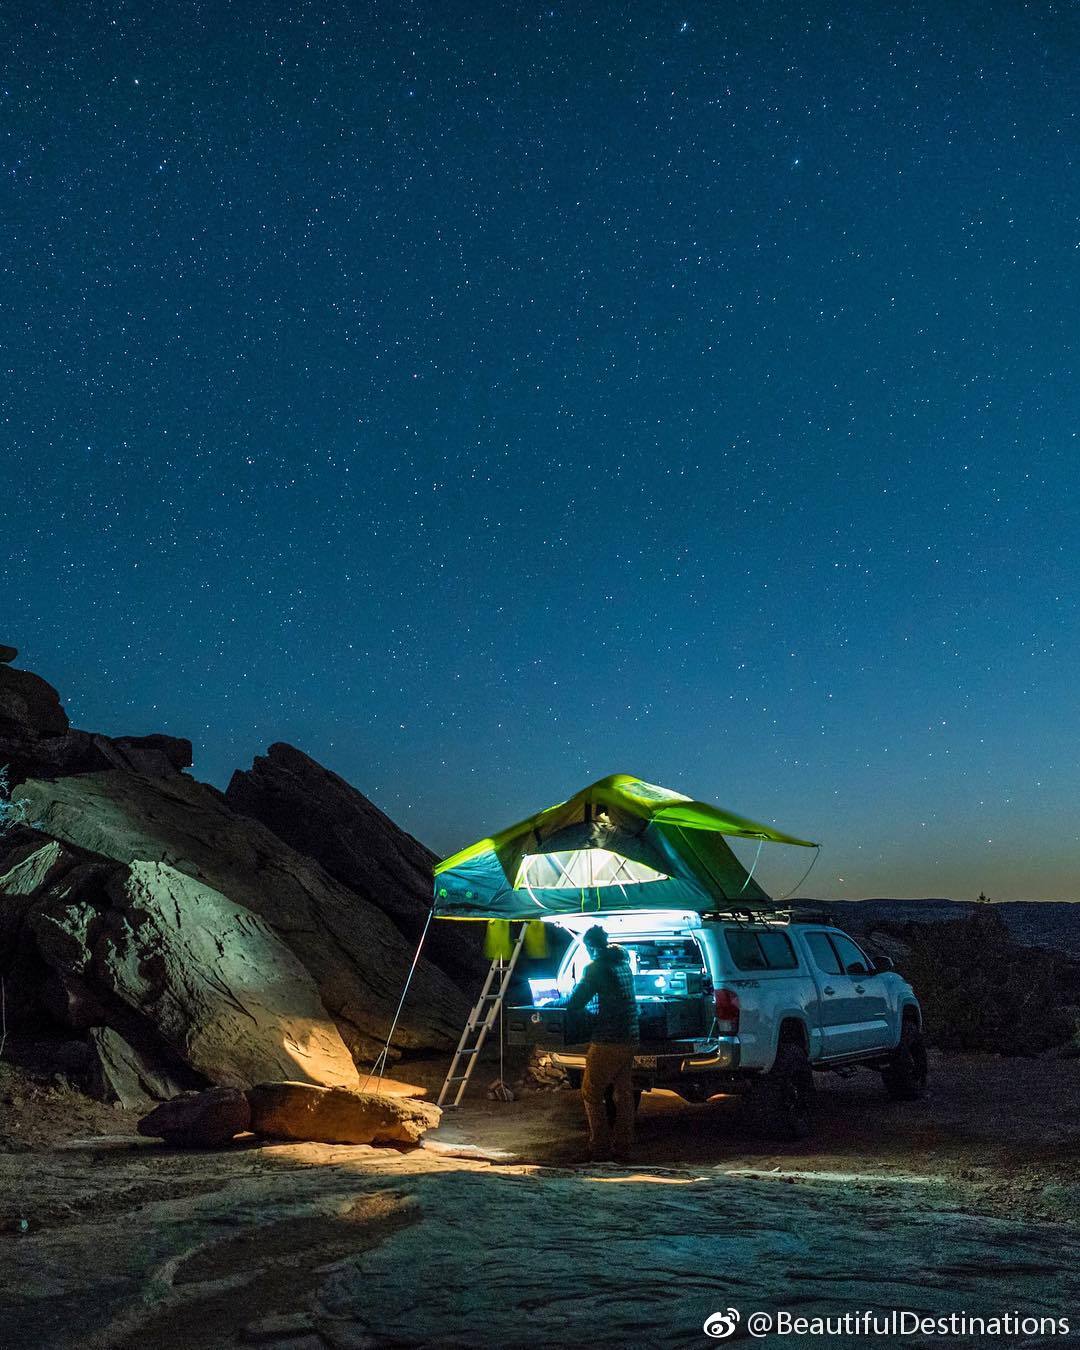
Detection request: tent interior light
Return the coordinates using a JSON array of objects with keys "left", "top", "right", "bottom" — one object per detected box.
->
[{"left": 516, "top": 848, "right": 670, "bottom": 890}]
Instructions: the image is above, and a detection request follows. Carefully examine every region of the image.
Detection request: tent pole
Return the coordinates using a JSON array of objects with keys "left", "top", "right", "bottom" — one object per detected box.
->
[
  {"left": 362, "top": 904, "right": 435, "bottom": 1093},
  {"left": 738, "top": 838, "right": 765, "bottom": 894},
  {"left": 777, "top": 845, "right": 822, "bottom": 901}
]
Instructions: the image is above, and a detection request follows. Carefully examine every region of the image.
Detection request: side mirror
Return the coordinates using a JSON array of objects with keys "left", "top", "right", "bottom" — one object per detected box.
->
[
  {"left": 871, "top": 956, "right": 895, "bottom": 974},
  {"left": 846, "top": 962, "right": 869, "bottom": 976}
]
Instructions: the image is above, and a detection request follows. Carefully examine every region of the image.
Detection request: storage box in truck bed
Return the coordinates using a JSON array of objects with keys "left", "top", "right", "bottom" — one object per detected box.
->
[
  {"left": 637, "top": 997, "right": 706, "bottom": 1040},
  {"left": 506, "top": 1005, "right": 593, "bottom": 1049},
  {"left": 507, "top": 996, "right": 707, "bottom": 1049}
]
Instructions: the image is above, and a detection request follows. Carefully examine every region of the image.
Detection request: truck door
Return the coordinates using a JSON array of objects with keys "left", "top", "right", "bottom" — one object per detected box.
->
[
  {"left": 828, "top": 932, "right": 891, "bottom": 1051},
  {"left": 802, "top": 931, "right": 867, "bottom": 1057}
]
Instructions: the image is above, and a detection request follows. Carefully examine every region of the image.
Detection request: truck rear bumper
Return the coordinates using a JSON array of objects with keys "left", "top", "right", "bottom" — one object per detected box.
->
[{"left": 551, "top": 1037, "right": 741, "bottom": 1077}]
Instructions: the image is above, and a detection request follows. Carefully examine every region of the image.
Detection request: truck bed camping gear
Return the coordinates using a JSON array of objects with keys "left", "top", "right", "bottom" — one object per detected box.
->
[{"left": 506, "top": 994, "right": 707, "bottom": 1049}]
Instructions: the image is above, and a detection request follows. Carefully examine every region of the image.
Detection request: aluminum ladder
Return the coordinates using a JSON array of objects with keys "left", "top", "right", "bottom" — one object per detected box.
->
[{"left": 437, "top": 923, "right": 529, "bottom": 1108}]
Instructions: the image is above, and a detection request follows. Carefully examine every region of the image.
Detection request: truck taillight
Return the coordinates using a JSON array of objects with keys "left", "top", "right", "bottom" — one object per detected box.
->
[{"left": 714, "top": 988, "right": 740, "bottom": 1034}]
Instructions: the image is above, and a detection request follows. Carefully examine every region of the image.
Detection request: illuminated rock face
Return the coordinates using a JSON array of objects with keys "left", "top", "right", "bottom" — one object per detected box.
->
[
  {"left": 29, "top": 857, "right": 362, "bottom": 1092},
  {"left": 0, "top": 656, "right": 472, "bottom": 1095},
  {"left": 246, "top": 1080, "right": 441, "bottom": 1146},
  {"left": 21, "top": 771, "right": 470, "bottom": 1063}
]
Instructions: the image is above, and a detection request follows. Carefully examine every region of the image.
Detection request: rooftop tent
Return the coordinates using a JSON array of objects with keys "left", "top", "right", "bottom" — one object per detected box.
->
[{"left": 433, "top": 774, "right": 818, "bottom": 922}]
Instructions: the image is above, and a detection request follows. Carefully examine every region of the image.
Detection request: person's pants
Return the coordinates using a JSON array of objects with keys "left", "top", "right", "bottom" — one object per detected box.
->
[{"left": 582, "top": 1042, "right": 637, "bottom": 1159}]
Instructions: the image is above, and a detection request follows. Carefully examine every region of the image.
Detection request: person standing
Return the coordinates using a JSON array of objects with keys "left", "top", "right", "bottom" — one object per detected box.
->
[{"left": 565, "top": 925, "right": 640, "bottom": 1162}]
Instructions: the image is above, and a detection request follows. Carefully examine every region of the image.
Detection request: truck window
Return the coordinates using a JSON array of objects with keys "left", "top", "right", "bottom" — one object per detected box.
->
[
  {"left": 757, "top": 931, "right": 798, "bottom": 970},
  {"left": 830, "top": 933, "right": 870, "bottom": 976},
  {"left": 724, "top": 930, "right": 767, "bottom": 970},
  {"left": 724, "top": 929, "right": 798, "bottom": 971},
  {"left": 805, "top": 932, "right": 842, "bottom": 975}
]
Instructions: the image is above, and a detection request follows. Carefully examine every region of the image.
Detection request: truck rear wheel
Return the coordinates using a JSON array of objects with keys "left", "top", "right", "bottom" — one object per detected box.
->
[
  {"left": 882, "top": 1021, "right": 928, "bottom": 1101},
  {"left": 747, "top": 1042, "right": 815, "bottom": 1140}
]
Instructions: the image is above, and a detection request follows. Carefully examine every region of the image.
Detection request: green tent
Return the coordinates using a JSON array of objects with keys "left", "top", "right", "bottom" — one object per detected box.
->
[{"left": 433, "top": 773, "right": 817, "bottom": 921}]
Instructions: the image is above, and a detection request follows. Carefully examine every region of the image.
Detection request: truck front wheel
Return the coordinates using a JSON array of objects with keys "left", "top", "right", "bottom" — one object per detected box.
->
[
  {"left": 747, "top": 1042, "right": 815, "bottom": 1140},
  {"left": 882, "top": 1022, "right": 928, "bottom": 1101}
]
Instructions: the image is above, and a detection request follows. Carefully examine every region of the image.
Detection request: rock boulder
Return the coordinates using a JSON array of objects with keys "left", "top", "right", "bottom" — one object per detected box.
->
[
  {"left": 30, "top": 858, "right": 362, "bottom": 1091},
  {"left": 226, "top": 743, "right": 484, "bottom": 984},
  {"left": 0, "top": 661, "right": 190, "bottom": 782},
  {"left": 246, "top": 1081, "right": 441, "bottom": 1146},
  {"left": 136, "top": 1085, "right": 249, "bottom": 1150},
  {"left": 0, "top": 664, "right": 68, "bottom": 739},
  {"left": 21, "top": 770, "right": 471, "bottom": 1061},
  {"left": 88, "top": 1027, "right": 192, "bottom": 1108},
  {"left": 138, "top": 1087, "right": 252, "bottom": 1146}
]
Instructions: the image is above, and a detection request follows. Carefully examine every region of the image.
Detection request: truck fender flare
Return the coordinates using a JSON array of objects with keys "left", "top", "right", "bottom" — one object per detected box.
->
[
  {"left": 769, "top": 1013, "right": 811, "bottom": 1069},
  {"left": 899, "top": 1001, "right": 922, "bottom": 1033}
]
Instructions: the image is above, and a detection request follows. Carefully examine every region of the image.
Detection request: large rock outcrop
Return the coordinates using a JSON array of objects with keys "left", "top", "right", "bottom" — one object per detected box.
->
[
  {"left": 32, "top": 858, "right": 362, "bottom": 1090},
  {"left": 0, "top": 662, "right": 68, "bottom": 739},
  {"left": 226, "top": 743, "right": 484, "bottom": 983},
  {"left": 1, "top": 650, "right": 474, "bottom": 1093},
  {"left": 0, "top": 830, "right": 360, "bottom": 1097},
  {"left": 19, "top": 770, "right": 471, "bottom": 1061},
  {"left": 0, "top": 657, "right": 191, "bottom": 781}
]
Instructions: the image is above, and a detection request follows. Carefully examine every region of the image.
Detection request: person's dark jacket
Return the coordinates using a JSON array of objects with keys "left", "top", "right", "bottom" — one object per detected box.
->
[{"left": 566, "top": 945, "right": 640, "bottom": 1045}]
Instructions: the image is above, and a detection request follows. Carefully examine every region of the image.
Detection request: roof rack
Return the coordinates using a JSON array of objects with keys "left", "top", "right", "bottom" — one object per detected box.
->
[
  {"left": 701, "top": 904, "right": 836, "bottom": 926},
  {"left": 776, "top": 904, "right": 835, "bottom": 925}
]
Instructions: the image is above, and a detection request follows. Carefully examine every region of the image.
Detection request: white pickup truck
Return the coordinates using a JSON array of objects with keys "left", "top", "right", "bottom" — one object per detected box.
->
[{"left": 508, "top": 908, "right": 926, "bottom": 1139}]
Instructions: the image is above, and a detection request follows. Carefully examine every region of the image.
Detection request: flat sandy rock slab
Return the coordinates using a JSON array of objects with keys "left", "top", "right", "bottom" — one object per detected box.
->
[
  {"left": 421, "top": 1139, "right": 520, "bottom": 1163},
  {"left": 314, "top": 1169, "right": 1080, "bottom": 1348},
  {"left": 247, "top": 1081, "right": 441, "bottom": 1146}
]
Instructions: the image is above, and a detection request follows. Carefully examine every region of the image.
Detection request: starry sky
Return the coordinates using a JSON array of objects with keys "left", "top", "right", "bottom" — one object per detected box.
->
[{"left": 4, "top": 2, "right": 1079, "bottom": 901}]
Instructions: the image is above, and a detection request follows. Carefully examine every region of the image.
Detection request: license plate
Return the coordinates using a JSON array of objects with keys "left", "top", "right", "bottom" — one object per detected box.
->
[{"left": 634, "top": 1054, "right": 657, "bottom": 1069}]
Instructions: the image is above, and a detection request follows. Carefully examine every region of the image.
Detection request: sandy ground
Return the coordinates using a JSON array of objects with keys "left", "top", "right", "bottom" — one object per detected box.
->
[{"left": 2, "top": 1051, "right": 1079, "bottom": 1348}]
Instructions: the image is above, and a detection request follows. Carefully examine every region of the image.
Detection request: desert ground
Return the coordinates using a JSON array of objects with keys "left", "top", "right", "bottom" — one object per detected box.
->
[{"left": 3, "top": 1050, "right": 1079, "bottom": 1349}]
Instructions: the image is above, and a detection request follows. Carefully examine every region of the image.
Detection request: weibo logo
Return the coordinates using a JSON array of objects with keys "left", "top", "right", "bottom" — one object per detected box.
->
[{"left": 703, "top": 1308, "right": 741, "bottom": 1339}]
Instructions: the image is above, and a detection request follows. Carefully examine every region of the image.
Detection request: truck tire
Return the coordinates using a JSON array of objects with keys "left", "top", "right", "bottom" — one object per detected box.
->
[
  {"left": 747, "top": 1042, "right": 815, "bottom": 1140},
  {"left": 882, "top": 1022, "right": 928, "bottom": 1101}
]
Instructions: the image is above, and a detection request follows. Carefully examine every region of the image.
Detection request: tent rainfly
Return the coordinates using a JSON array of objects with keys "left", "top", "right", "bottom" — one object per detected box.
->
[{"left": 433, "top": 773, "right": 818, "bottom": 922}]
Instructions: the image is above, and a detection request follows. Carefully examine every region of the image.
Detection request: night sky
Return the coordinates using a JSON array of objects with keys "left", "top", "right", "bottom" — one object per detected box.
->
[{"left": 5, "top": 3, "right": 1079, "bottom": 902}]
